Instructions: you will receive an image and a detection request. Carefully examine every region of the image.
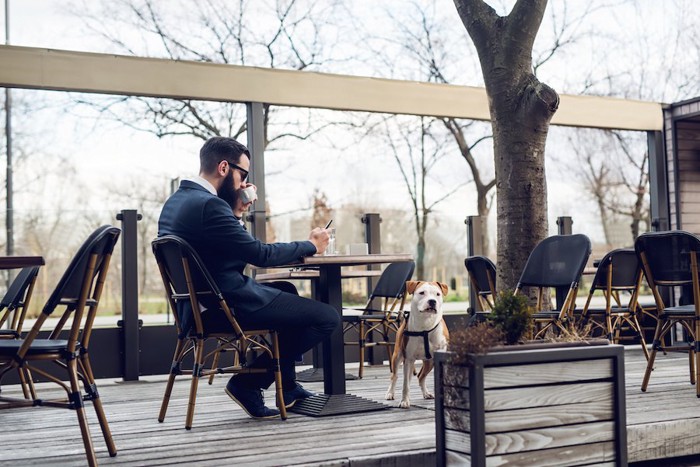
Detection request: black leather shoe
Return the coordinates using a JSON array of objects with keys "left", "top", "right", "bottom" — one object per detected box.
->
[
  {"left": 225, "top": 380, "right": 280, "bottom": 419},
  {"left": 282, "top": 383, "right": 316, "bottom": 408}
]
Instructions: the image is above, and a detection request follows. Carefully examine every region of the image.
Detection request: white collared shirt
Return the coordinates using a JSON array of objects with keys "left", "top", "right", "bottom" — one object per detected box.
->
[{"left": 184, "top": 175, "right": 217, "bottom": 195}]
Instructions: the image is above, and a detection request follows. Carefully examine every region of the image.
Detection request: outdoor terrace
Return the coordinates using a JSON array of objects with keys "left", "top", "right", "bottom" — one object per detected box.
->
[{"left": 1, "top": 347, "right": 698, "bottom": 466}]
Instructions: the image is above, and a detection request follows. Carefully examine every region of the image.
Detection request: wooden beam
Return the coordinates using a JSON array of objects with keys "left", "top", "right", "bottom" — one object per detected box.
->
[{"left": 0, "top": 45, "right": 663, "bottom": 131}]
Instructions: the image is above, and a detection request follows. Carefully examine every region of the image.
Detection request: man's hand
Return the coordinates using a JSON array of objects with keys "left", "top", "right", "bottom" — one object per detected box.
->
[
  {"left": 234, "top": 183, "right": 256, "bottom": 217},
  {"left": 309, "top": 228, "right": 330, "bottom": 254}
]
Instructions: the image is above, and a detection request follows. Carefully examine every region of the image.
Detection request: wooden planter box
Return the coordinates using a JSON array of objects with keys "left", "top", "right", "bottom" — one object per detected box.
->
[{"left": 435, "top": 342, "right": 627, "bottom": 467}]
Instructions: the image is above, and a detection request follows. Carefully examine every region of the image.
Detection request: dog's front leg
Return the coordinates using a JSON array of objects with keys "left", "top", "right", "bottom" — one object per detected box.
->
[
  {"left": 399, "top": 358, "right": 413, "bottom": 408},
  {"left": 418, "top": 360, "right": 434, "bottom": 399},
  {"left": 385, "top": 354, "right": 402, "bottom": 401}
]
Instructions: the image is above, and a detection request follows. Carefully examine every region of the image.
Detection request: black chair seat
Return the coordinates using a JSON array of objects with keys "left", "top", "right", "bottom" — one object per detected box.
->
[
  {"left": 532, "top": 311, "right": 562, "bottom": 319},
  {"left": 660, "top": 305, "right": 696, "bottom": 317},
  {"left": 342, "top": 311, "right": 393, "bottom": 323},
  {"left": 0, "top": 339, "right": 71, "bottom": 356}
]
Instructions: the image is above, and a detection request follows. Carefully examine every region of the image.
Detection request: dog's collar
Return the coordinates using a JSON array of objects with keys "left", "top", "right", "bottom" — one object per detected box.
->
[{"left": 404, "top": 321, "right": 442, "bottom": 359}]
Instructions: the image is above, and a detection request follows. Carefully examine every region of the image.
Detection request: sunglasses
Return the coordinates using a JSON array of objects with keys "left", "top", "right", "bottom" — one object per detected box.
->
[{"left": 227, "top": 161, "right": 249, "bottom": 182}]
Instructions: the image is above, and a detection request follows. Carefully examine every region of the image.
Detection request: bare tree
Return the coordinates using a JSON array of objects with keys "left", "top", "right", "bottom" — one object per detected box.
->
[
  {"left": 310, "top": 189, "right": 333, "bottom": 232},
  {"left": 384, "top": 117, "right": 467, "bottom": 279},
  {"left": 70, "top": 0, "right": 347, "bottom": 154},
  {"left": 105, "top": 174, "right": 170, "bottom": 299},
  {"left": 453, "top": 0, "right": 559, "bottom": 291}
]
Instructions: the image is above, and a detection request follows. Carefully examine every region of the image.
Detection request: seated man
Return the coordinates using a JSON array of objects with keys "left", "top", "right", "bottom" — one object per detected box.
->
[{"left": 158, "top": 136, "right": 339, "bottom": 419}]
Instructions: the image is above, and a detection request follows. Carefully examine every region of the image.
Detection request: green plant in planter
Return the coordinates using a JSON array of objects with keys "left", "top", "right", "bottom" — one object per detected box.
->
[{"left": 488, "top": 290, "right": 533, "bottom": 344}]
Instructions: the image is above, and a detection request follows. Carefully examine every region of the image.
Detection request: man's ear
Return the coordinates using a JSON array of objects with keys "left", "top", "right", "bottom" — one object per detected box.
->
[
  {"left": 437, "top": 282, "right": 449, "bottom": 296},
  {"left": 405, "top": 281, "right": 422, "bottom": 295}
]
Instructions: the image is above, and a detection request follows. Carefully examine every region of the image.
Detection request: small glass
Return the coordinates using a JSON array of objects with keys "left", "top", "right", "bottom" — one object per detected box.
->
[{"left": 324, "top": 228, "right": 337, "bottom": 256}]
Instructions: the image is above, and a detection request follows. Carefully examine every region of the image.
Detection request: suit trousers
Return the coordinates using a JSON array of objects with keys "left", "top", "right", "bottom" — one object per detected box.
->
[{"left": 205, "top": 282, "right": 339, "bottom": 390}]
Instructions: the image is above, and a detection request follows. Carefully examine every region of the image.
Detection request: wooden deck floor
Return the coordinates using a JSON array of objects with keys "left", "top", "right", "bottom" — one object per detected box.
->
[{"left": 1, "top": 348, "right": 699, "bottom": 466}]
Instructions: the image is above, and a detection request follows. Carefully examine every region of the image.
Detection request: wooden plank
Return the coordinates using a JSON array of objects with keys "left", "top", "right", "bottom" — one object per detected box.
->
[
  {"left": 445, "top": 428, "right": 471, "bottom": 455},
  {"left": 484, "top": 400, "right": 614, "bottom": 433},
  {"left": 483, "top": 382, "right": 613, "bottom": 411},
  {"left": 443, "top": 364, "right": 469, "bottom": 388},
  {"left": 446, "top": 450, "right": 471, "bottom": 465},
  {"left": 444, "top": 407, "right": 470, "bottom": 432},
  {"left": 486, "top": 441, "right": 615, "bottom": 467},
  {"left": 482, "top": 359, "right": 613, "bottom": 388},
  {"left": 444, "top": 385, "right": 469, "bottom": 410},
  {"left": 484, "top": 421, "right": 615, "bottom": 456},
  {"left": 627, "top": 418, "right": 700, "bottom": 463}
]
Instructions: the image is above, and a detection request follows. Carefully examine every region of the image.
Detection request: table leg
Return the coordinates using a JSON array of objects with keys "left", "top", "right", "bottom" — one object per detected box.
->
[{"left": 290, "top": 264, "right": 389, "bottom": 417}]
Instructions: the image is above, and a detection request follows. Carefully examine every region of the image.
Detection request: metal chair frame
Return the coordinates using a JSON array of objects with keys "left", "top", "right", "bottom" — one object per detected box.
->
[
  {"left": 464, "top": 256, "right": 497, "bottom": 311},
  {"left": 514, "top": 234, "right": 592, "bottom": 339},
  {"left": 342, "top": 261, "right": 415, "bottom": 379},
  {"left": 636, "top": 231, "right": 700, "bottom": 396},
  {"left": 152, "top": 235, "right": 287, "bottom": 427},
  {"left": 581, "top": 249, "right": 649, "bottom": 359},
  {"left": 0, "top": 225, "right": 121, "bottom": 467}
]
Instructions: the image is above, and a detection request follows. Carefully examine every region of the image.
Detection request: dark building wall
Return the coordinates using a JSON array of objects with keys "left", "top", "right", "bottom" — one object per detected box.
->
[{"left": 665, "top": 98, "right": 700, "bottom": 231}]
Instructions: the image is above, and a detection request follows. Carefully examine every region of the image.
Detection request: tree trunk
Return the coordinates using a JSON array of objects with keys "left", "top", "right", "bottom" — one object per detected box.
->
[
  {"left": 454, "top": 0, "right": 558, "bottom": 291},
  {"left": 416, "top": 235, "right": 426, "bottom": 280}
]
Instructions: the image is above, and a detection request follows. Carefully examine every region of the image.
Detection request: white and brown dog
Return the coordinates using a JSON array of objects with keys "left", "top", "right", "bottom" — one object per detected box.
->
[{"left": 386, "top": 281, "right": 449, "bottom": 408}]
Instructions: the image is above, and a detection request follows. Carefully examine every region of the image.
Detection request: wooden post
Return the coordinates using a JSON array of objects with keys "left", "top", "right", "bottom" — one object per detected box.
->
[{"left": 466, "top": 216, "right": 485, "bottom": 314}]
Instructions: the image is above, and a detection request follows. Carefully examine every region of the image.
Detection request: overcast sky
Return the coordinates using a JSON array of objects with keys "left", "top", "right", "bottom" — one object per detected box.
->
[{"left": 2, "top": 0, "right": 698, "bottom": 249}]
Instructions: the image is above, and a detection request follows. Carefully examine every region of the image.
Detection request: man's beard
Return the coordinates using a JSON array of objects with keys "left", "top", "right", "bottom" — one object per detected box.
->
[{"left": 217, "top": 169, "right": 239, "bottom": 210}]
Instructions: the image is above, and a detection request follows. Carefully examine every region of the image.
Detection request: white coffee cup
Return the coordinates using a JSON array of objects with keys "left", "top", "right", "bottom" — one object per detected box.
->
[{"left": 240, "top": 186, "right": 258, "bottom": 204}]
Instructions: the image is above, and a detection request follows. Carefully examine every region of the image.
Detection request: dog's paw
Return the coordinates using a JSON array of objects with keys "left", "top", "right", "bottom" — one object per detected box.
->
[
  {"left": 385, "top": 392, "right": 395, "bottom": 400},
  {"left": 423, "top": 391, "right": 434, "bottom": 400},
  {"left": 399, "top": 400, "right": 411, "bottom": 409}
]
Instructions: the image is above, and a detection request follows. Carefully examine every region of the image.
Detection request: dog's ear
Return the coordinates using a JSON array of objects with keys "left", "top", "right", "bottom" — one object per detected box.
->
[
  {"left": 405, "top": 281, "right": 421, "bottom": 295},
  {"left": 437, "top": 282, "right": 449, "bottom": 296}
]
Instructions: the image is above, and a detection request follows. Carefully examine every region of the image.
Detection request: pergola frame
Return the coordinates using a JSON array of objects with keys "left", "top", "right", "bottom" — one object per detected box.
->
[
  {"left": 0, "top": 44, "right": 671, "bottom": 380},
  {"left": 0, "top": 45, "right": 668, "bottom": 241}
]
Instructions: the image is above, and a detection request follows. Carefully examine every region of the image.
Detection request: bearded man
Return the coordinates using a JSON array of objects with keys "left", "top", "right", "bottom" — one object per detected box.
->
[{"left": 158, "top": 137, "right": 338, "bottom": 418}]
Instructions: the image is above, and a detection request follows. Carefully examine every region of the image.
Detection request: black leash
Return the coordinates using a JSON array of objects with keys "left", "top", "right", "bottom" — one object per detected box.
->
[{"left": 403, "top": 320, "right": 442, "bottom": 359}]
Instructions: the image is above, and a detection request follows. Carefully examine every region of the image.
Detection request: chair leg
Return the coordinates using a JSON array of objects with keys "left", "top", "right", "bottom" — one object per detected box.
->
[
  {"left": 270, "top": 332, "right": 287, "bottom": 420},
  {"left": 641, "top": 320, "right": 671, "bottom": 392},
  {"left": 358, "top": 321, "right": 365, "bottom": 379},
  {"left": 185, "top": 340, "right": 205, "bottom": 430},
  {"left": 689, "top": 344, "right": 696, "bottom": 386},
  {"left": 81, "top": 355, "right": 117, "bottom": 457},
  {"left": 696, "top": 338, "right": 700, "bottom": 398},
  {"left": 631, "top": 314, "right": 650, "bottom": 361},
  {"left": 68, "top": 359, "right": 98, "bottom": 467},
  {"left": 18, "top": 367, "right": 31, "bottom": 399},
  {"left": 208, "top": 345, "right": 222, "bottom": 385},
  {"left": 606, "top": 314, "right": 615, "bottom": 342},
  {"left": 159, "top": 339, "right": 185, "bottom": 423}
]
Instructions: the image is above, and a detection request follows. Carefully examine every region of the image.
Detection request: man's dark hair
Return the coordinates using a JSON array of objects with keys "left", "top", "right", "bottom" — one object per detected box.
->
[{"left": 199, "top": 137, "right": 251, "bottom": 174}]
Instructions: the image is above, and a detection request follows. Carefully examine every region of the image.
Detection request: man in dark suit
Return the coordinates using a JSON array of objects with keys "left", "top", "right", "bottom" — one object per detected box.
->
[{"left": 158, "top": 137, "right": 339, "bottom": 419}]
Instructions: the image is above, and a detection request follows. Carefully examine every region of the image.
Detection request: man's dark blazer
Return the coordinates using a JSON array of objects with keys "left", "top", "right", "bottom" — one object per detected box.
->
[{"left": 158, "top": 180, "right": 316, "bottom": 314}]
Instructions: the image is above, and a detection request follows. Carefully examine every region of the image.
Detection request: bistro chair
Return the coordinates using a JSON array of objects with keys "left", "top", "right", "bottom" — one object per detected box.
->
[
  {"left": 0, "top": 225, "right": 121, "bottom": 467},
  {"left": 636, "top": 230, "right": 700, "bottom": 396},
  {"left": 342, "top": 261, "right": 415, "bottom": 378},
  {"left": 0, "top": 266, "right": 41, "bottom": 339},
  {"left": 581, "top": 249, "right": 649, "bottom": 359},
  {"left": 0, "top": 266, "right": 41, "bottom": 399},
  {"left": 515, "top": 234, "right": 591, "bottom": 339},
  {"left": 152, "top": 235, "right": 287, "bottom": 428},
  {"left": 464, "top": 256, "right": 497, "bottom": 311}
]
